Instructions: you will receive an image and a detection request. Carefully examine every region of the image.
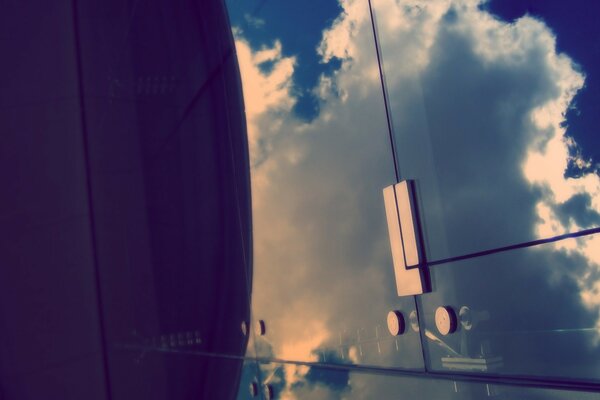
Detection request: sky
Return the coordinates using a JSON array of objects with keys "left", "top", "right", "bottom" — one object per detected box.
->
[
  {"left": 484, "top": 0, "right": 600, "bottom": 177},
  {"left": 226, "top": 0, "right": 343, "bottom": 121},
  {"left": 225, "top": 0, "right": 600, "bottom": 397}
]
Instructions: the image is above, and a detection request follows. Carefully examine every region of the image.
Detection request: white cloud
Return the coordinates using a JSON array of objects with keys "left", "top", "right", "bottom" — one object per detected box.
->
[
  {"left": 234, "top": 36, "right": 296, "bottom": 166},
  {"left": 234, "top": 0, "right": 600, "bottom": 387}
]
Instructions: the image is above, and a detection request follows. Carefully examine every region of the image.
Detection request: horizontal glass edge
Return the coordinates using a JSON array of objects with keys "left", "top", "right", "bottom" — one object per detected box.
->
[
  {"left": 114, "top": 343, "right": 600, "bottom": 393},
  {"left": 254, "top": 358, "right": 600, "bottom": 394}
]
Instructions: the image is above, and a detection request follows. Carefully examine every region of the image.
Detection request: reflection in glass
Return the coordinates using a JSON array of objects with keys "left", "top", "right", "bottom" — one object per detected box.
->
[
  {"left": 230, "top": 0, "right": 424, "bottom": 371},
  {"left": 257, "top": 361, "right": 599, "bottom": 399},
  {"left": 420, "top": 234, "right": 600, "bottom": 382},
  {"left": 227, "top": 0, "right": 600, "bottom": 395},
  {"left": 371, "top": 0, "right": 600, "bottom": 263}
]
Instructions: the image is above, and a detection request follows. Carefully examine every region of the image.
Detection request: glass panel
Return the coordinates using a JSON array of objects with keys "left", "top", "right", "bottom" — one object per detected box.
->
[
  {"left": 371, "top": 0, "right": 600, "bottom": 262},
  {"left": 225, "top": 0, "right": 424, "bottom": 369},
  {"left": 77, "top": 0, "right": 253, "bottom": 358},
  {"left": 257, "top": 361, "right": 600, "bottom": 399},
  {"left": 419, "top": 233, "right": 600, "bottom": 382}
]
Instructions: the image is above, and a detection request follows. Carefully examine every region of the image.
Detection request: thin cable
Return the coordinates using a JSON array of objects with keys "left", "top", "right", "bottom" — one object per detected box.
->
[
  {"left": 428, "top": 226, "right": 600, "bottom": 267},
  {"left": 368, "top": 0, "right": 400, "bottom": 182}
]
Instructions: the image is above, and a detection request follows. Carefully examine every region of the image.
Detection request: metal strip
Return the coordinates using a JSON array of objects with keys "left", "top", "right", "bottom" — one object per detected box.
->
[
  {"left": 383, "top": 181, "right": 427, "bottom": 296},
  {"left": 395, "top": 181, "right": 420, "bottom": 268}
]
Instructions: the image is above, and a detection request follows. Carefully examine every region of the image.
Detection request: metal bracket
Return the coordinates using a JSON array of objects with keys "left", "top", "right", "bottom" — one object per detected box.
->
[{"left": 383, "top": 180, "right": 430, "bottom": 297}]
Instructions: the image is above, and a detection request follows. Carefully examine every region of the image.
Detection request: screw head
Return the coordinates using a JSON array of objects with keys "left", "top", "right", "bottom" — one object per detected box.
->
[
  {"left": 435, "top": 306, "right": 457, "bottom": 336},
  {"left": 387, "top": 310, "right": 406, "bottom": 336}
]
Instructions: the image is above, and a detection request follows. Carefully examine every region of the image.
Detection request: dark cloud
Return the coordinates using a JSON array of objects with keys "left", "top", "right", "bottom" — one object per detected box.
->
[
  {"left": 484, "top": 0, "right": 600, "bottom": 172},
  {"left": 289, "top": 358, "right": 350, "bottom": 397},
  {"left": 555, "top": 193, "right": 600, "bottom": 228},
  {"left": 395, "top": 14, "right": 558, "bottom": 260},
  {"left": 383, "top": 13, "right": 600, "bottom": 378}
]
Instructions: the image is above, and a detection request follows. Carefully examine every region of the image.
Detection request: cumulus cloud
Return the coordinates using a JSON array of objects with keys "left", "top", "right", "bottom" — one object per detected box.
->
[
  {"left": 234, "top": 35, "right": 296, "bottom": 166},
  {"left": 234, "top": 0, "right": 600, "bottom": 391}
]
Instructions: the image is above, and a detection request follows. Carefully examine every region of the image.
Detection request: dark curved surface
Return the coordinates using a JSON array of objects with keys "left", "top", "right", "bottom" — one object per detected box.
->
[{"left": 0, "top": 0, "right": 251, "bottom": 398}]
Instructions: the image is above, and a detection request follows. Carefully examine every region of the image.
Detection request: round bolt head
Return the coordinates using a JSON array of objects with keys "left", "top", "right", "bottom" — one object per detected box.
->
[
  {"left": 249, "top": 381, "right": 258, "bottom": 397},
  {"left": 387, "top": 310, "right": 406, "bottom": 336},
  {"left": 435, "top": 306, "right": 457, "bottom": 336},
  {"left": 255, "top": 320, "right": 266, "bottom": 336},
  {"left": 409, "top": 310, "right": 420, "bottom": 332}
]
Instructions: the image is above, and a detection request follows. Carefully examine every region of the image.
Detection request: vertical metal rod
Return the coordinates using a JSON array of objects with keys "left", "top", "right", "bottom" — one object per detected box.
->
[{"left": 368, "top": 0, "right": 400, "bottom": 182}]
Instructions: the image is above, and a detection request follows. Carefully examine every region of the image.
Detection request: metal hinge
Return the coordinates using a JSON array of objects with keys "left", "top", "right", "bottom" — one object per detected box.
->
[{"left": 383, "top": 180, "right": 430, "bottom": 297}]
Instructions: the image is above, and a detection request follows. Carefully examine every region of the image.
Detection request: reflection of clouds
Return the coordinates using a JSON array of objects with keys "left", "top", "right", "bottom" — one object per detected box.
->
[
  {"left": 281, "top": 365, "right": 597, "bottom": 400},
  {"left": 235, "top": 0, "right": 600, "bottom": 382},
  {"left": 520, "top": 30, "right": 600, "bottom": 305},
  {"left": 270, "top": 361, "right": 600, "bottom": 400},
  {"left": 234, "top": 36, "right": 296, "bottom": 166},
  {"left": 237, "top": 0, "right": 402, "bottom": 366},
  {"left": 371, "top": 0, "right": 600, "bottom": 323},
  {"left": 273, "top": 354, "right": 351, "bottom": 400}
]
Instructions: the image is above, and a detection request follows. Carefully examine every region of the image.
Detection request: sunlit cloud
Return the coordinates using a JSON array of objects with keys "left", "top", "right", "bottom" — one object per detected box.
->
[
  {"left": 234, "top": 0, "right": 600, "bottom": 387},
  {"left": 234, "top": 35, "right": 296, "bottom": 166}
]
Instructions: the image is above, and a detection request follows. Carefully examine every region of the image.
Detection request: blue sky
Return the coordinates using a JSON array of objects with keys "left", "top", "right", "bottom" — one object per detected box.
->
[
  {"left": 227, "top": 1, "right": 600, "bottom": 396},
  {"left": 484, "top": 0, "right": 600, "bottom": 176},
  {"left": 226, "top": 0, "right": 343, "bottom": 120},
  {"left": 227, "top": 0, "right": 600, "bottom": 173}
]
